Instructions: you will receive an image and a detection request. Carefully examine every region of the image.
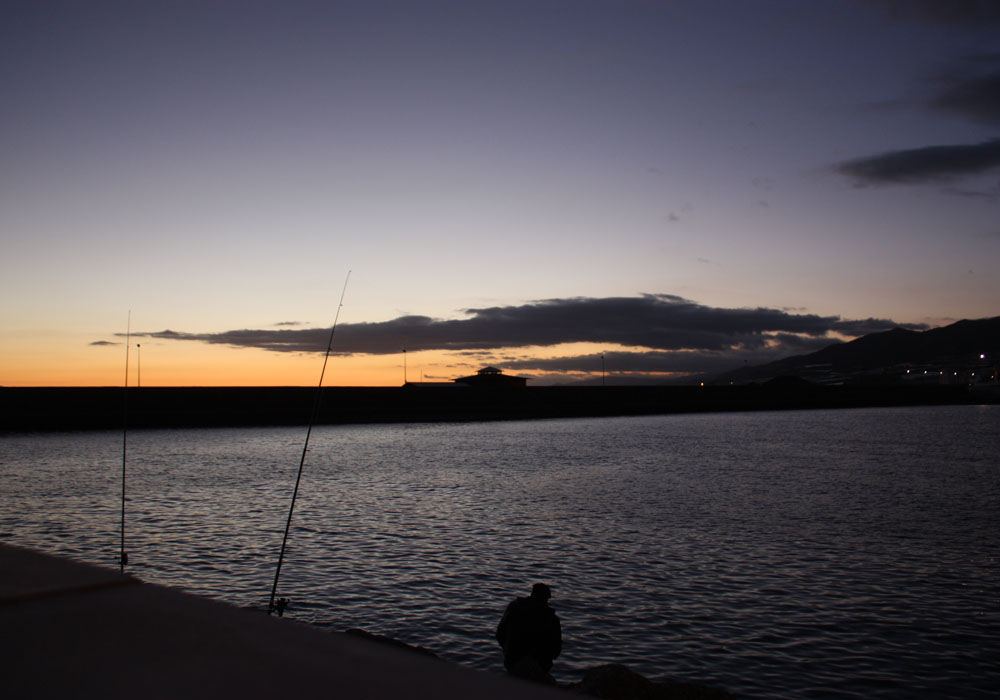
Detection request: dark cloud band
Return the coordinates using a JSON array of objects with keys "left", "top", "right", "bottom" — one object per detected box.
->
[{"left": 128, "top": 295, "right": 921, "bottom": 360}]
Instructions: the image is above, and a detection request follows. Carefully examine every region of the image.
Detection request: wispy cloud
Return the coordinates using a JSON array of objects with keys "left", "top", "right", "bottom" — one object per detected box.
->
[
  {"left": 865, "top": 0, "right": 1000, "bottom": 26},
  {"left": 89, "top": 340, "right": 118, "bottom": 346},
  {"left": 836, "top": 138, "right": 1000, "bottom": 184},
  {"left": 835, "top": 50, "right": 1000, "bottom": 187},
  {"left": 928, "top": 69, "right": 1000, "bottom": 125}
]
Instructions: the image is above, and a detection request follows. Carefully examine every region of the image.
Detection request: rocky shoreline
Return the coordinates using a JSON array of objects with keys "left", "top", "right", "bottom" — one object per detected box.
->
[{"left": 347, "top": 627, "right": 735, "bottom": 700}]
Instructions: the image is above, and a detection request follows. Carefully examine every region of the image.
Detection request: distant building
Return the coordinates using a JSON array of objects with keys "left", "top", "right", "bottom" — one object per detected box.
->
[{"left": 454, "top": 366, "right": 527, "bottom": 388}]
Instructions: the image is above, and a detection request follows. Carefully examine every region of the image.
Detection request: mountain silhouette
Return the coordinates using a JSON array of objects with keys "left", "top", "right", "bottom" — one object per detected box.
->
[{"left": 714, "top": 316, "right": 1000, "bottom": 385}]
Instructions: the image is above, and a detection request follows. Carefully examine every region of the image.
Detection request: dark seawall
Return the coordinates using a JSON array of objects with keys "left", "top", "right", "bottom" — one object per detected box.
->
[{"left": 0, "top": 384, "right": 981, "bottom": 432}]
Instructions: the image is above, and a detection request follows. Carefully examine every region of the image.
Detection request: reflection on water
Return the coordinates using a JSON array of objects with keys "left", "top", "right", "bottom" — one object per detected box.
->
[{"left": 1, "top": 406, "right": 998, "bottom": 699}]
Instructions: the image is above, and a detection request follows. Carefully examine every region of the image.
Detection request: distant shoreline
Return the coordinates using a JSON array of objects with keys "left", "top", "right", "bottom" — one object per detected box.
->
[{"left": 1, "top": 384, "right": 986, "bottom": 432}]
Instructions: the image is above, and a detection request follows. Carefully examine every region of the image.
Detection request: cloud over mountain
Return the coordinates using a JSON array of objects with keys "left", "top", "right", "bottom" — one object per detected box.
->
[{"left": 130, "top": 295, "right": 923, "bottom": 378}]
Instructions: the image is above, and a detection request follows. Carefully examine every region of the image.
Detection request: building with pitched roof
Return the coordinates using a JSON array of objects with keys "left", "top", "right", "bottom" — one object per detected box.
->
[{"left": 454, "top": 366, "right": 527, "bottom": 388}]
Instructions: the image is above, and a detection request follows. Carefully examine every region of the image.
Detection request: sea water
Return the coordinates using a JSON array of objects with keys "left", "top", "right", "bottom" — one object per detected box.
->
[{"left": 1, "top": 405, "right": 997, "bottom": 699}]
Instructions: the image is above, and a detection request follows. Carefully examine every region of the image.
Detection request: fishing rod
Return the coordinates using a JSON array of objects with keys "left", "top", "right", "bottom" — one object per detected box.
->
[
  {"left": 120, "top": 311, "right": 131, "bottom": 573},
  {"left": 268, "top": 271, "right": 351, "bottom": 616}
]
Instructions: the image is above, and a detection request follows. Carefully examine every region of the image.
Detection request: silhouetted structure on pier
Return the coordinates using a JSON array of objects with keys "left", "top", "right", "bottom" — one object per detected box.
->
[{"left": 455, "top": 367, "right": 527, "bottom": 388}]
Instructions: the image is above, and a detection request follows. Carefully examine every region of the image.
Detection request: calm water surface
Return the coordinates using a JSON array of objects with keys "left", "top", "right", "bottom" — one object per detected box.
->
[{"left": 1, "top": 406, "right": 997, "bottom": 699}]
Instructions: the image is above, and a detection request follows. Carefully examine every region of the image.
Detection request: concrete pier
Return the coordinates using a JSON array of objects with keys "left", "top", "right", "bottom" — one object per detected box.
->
[
  {"left": 1, "top": 384, "right": 979, "bottom": 432},
  {"left": 0, "top": 543, "right": 566, "bottom": 699}
]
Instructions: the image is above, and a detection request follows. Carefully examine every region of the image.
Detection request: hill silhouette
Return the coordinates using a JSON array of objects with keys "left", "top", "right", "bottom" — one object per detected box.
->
[
  {"left": 713, "top": 316, "right": 1000, "bottom": 385},
  {"left": 3, "top": 319, "right": 997, "bottom": 432}
]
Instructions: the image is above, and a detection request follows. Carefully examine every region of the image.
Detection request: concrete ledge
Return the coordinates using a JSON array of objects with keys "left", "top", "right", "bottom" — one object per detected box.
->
[
  {"left": 1, "top": 543, "right": 566, "bottom": 699},
  {"left": 1, "top": 384, "right": 980, "bottom": 432}
]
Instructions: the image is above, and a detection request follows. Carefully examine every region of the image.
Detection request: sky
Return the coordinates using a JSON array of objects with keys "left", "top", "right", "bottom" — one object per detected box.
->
[{"left": 2, "top": 0, "right": 999, "bottom": 387}]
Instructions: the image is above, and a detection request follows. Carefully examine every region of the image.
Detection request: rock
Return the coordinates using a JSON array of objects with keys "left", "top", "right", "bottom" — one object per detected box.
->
[
  {"left": 340, "top": 631, "right": 734, "bottom": 699},
  {"left": 568, "top": 664, "right": 734, "bottom": 700},
  {"left": 506, "top": 655, "right": 558, "bottom": 685}
]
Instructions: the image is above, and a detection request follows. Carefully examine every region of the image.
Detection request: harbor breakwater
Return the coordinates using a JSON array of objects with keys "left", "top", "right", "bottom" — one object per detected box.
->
[{"left": 0, "top": 383, "right": 979, "bottom": 432}]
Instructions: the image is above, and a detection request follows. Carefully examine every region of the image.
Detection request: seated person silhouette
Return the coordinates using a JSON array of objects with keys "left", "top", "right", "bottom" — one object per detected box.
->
[{"left": 495, "top": 583, "right": 562, "bottom": 683}]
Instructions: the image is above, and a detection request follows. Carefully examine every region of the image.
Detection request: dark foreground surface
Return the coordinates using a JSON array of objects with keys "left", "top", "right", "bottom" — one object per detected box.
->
[
  {"left": 0, "top": 543, "right": 569, "bottom": 700},
  {"left": 0, "top": 383, "right": 985, "bottom": 431},
  {"left": 0, "top": 543, "right": 734, "bottom": 700}
]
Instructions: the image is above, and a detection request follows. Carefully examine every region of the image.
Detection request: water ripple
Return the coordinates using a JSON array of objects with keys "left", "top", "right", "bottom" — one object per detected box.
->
[{"left": 1, "top": 406, "right": 998, "bottom": 699}]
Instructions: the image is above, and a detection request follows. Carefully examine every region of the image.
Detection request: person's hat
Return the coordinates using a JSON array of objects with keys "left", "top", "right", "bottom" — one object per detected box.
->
[{"left": 530, "top": 583, "right": 551, "bottom": 600}]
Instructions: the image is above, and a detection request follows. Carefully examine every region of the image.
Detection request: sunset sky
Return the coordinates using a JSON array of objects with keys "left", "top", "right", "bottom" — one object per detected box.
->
[{"left": 3, "top": 0, "right": 999, "bottom": 387}]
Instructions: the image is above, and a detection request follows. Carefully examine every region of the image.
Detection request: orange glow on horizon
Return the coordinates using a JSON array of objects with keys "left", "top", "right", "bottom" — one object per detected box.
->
[
  {"left": 2, "top": 337, "right": 639, "bottom": 387},
  {"left": 2, "top": 339, "right": 512, "bottom": 387}
]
